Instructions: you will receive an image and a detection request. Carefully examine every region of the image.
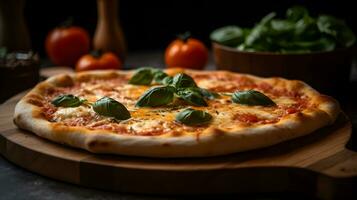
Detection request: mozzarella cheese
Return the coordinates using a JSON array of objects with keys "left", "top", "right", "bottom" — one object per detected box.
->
[
  {"left": 53, "top": 107, "right": 93, "bottom": 121},
  {"left": 49, "top": 74, "right": 302, "bottom": 135}
]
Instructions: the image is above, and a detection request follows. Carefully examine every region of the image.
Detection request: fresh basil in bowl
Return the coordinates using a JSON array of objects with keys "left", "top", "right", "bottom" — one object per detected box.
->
[{"left": 210, "top": 6, "right": 355, "bottom": 53}]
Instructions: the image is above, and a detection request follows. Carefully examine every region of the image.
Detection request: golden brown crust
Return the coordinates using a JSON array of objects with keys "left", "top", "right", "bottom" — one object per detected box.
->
[{"left": 13, "top": 69, "right": 340, "bottom": 157}]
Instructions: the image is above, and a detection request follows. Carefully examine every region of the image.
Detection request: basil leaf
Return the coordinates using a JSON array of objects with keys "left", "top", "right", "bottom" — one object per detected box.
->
[
  {"left": 171, "top": 73, "right": 197, "bottom": 89},
  {"left": 0, "top": 47, "right": 7, "bottom": 59},
  {"left": 175, "top": 108, "right": 212, "bottom": 126},
  {"left": 260, "top": 12, "right": 276, "bottom": 25},
  {"left": 232, "top": 90, "right": 276, "bottom": 106},
  {"left": 129, "top": 68, "right": 154, "bottom": 85},
  {"left": 294, "top": 15, "right": 320, "bottom": 40},
  {"left": 51, "top": 94, "right": 85, "bottom": 107},
  {"left": 184, "top": 87, "right": 219, "bottom": 100},
  {"left": 162, "top": 76, "right": 173, "bottom": 85},
  {"left": 210, "top": 26, "right": 245, "bottom": 47},
  {"left": 317, "top": 15, "right": 356, "bottom": 47},
  {"left": 153, "top": 71, "right": 169, "bottom": 84},
  {"left": 93, "top": 97, "right": 131, "bottom": 120},
  {"left": 176, "top": 88, "right": 208, "bottom": 107},
  {"left": 136, "top": 86, "right": 175, "bottom": 107},
  {"left": 195, "top": 87, "right": 219, "bottom": 100},
  {"left": 286, "top": 6, "right": 309, "bottom": 22},
  {"left": 214, "top": 6, "right": 356, "bottom": 53}
]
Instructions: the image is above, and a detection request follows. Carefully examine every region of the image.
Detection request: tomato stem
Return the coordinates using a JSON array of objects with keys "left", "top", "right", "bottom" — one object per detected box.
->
[
  {"left": 90, "top": 50, "right": 103, "bottom": 58},
  {"left": 177, "top": 32, "right": 191, "bottom": 42},
  {"left": 60, "top": 17, "right": 74, "bottom": 28}
]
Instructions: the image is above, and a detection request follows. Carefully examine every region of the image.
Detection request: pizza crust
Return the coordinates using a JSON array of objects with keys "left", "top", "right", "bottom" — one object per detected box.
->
[{"left": 14, "top": 69, "right": 340, "bottom": 157}]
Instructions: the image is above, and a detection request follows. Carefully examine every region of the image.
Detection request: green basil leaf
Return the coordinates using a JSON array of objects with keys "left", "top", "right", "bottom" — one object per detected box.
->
[
  {"left": 210, "top": 26, "right": 245, "bottom": 47},
  {"left": 232, "top": 90, "right": 276, "bottom": 106},
  {"left": 171, "top": 73, "right": 197, "bottom": 89},
  {"left": 260, "top": 12, "right": 276, "bottom": 25},
  {"left": 153, "top": 71, "right": 169, "bottom": 84},
  {"left": 213, "top": 6, "right": 356, "bottom": 53},
  {"left": 185, "top": 87, "right": 219, "bottom": 100},
  {"left": 0, "top": 47, "right": 7, "bottom": 59},
  {"left": 93, "top": 97, "right": 131, "bottom": 120},
  {"left": 162, "top": 76, "right": 173, "bottom": 85},
  {"left": 175, "top": 108, "right": 212, "bottom": 126},
  {"left": 294, "top": 15, "right": 320, "bottom": 40},
  {"left": 271, "top": 19, "right": 295, "bottom": 35},
  {"left": 317, "top": 15, "right": 356, "bottom": 47},
  {"left": 136, "top": 86, "right": 175, "bottom": 107},
  {"left": 176, "top": 88, "right": 208, "bottom": 107},
  {"left": 51, "top": 94, "right": 85, "bottom": 107},
  {"left": 286, "top": 6, "right": 309, "bottom": 22},
  {"left": 196, "top": 88, "right": 219, "bottom": 100},
  {"left": 129, "top": 68, "right": 154, "bottom": 85}
]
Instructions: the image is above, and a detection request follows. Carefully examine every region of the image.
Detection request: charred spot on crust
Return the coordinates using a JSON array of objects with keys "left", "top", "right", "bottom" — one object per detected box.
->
[
  {"left": 213, "top": 129, "right": 226, "bottom": 137},
  {"left": 171, "top": 131, "right": 183, "bottom": 137},
  {"left": 162, "top": 143, "right": 171, "bottom": 147},
  {"left": 54, "top": 75, "right": 74, "bottom": 87},
  {"left": 13, "top": 115, "right": 21, "bottom": 125},
  {"left": 88, "top": 140, "right": 110, "bottom": 148},
  {"left": 104, "top": 71, "right": 120, "bottom": 79}
]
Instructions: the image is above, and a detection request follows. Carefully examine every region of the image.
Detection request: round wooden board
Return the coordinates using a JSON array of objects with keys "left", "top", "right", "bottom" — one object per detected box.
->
[{"left": 1, "top": 92, "right": 356, "bottom": 198}]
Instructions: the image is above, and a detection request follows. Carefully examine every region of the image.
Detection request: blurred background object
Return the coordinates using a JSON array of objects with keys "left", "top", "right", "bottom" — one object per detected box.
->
[
  {"left": 94, "top": 0, "right": 127, "bottom": 60},
  {"left": 0, "top": 0, "right": 38, "bottom": 103},
  {"left": 45, "top": 22, "right": 90, "bottom": 67},
  {"left": 23, "top": 0, "right": 357, "bottom": 54},
  {"left": 0, "top": 49, "right": 39, "bottom": 102},
  {"left": 1, "top": 0, "right": 357, "bottom": 99},
  {"left": 0, "top": 0, "right": 31, "bottom": 50}
]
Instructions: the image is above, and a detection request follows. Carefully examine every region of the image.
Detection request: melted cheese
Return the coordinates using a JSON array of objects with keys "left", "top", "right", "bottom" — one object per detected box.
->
[
  {"left": 130, "top": 119, "right": 168, "bottom": 133},
  {"left": 46, "top": 73, "right": 305, "bottom": 136},
  {"left": 53, "top": 107, "right": 93, "bottom": 121}
]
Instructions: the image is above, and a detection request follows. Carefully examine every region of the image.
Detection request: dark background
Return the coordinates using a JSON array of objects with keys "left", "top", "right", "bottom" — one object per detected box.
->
[{"left": 24, "top": 0, "right": 357, "bottom": 56}]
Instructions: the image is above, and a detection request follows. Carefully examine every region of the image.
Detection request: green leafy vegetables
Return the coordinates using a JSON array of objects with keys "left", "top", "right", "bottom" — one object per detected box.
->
[
  {"left": 175, "top": 108, "right": 212, "bottom": 126},
  {"left": 51, "top": 95, "right": 131, "bottom": 120},
  {"left": 129, "top": 67, "right": 169, "bottom": 85},
  {"left": 51, "top": 68, "right": 278, "bottom": 127},
  {"left": 132, "top": 68, "right": 218, "bottom": 107},
  {"left": 136, "top": 86, "right": 176, "bottom": 107},
  {"left": 210, "top": 6, "right": 355, "bottom": 53},
  {"left": 51, "top": 94, "right": 86, "bottom": 107},
  {"left": 93, "top": 97, "right": 131, "bottom": 120},
  {"left": 232, "top": 90, "right": 276, "bottom": 106}
]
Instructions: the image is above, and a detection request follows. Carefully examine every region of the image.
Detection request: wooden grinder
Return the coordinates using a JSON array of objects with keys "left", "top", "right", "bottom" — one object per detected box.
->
[{"left": 93, "top": 0, "right": 127, "bottom": 60}]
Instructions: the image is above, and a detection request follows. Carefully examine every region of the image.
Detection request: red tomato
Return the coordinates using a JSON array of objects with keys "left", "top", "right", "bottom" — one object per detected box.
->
[
  {"left": 75, "top": 52, "right": 122, "bottom": 72},
  {"left": 45, "top": 26, "right": 90, "bottom": 66},
  {"left": 165, "top": 34, "right": 208, "bottom": 70}
]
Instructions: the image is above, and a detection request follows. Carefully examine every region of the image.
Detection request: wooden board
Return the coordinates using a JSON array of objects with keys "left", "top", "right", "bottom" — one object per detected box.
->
[{"left": 1, "top": 90, "right": 357, "bottom": 199}]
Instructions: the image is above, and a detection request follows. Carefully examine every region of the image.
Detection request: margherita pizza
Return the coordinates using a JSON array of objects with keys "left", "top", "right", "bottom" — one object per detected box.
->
[{"left": 14, "top": 68, "right": 340, "bottom": 157}]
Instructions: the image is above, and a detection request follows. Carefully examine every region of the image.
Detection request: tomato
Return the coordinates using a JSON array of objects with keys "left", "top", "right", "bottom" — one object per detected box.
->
[
  {"left": 165, "top": 33, "right": 208, "bottom": 70},
  {"left": 75, "top": 51, "right": 122, "bottom": 72},
  {"left": 45, "top": 26, "right": 90, "bottom": 66}
]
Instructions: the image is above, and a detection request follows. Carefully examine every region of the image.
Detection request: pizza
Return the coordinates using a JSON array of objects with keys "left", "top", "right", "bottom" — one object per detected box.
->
[{"left": 13, "top": 68, "right": 340, "bottom": 157}]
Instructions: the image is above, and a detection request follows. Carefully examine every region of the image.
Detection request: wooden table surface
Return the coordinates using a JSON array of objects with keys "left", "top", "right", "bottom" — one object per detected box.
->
[{"left": 0, "top": 51, "right": 356, "bottom": 200}]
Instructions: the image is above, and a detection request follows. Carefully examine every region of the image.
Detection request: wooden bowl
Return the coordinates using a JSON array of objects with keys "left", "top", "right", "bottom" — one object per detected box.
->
[{"left": 212, "top": 42, "right": 356, "bottom": 94}]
